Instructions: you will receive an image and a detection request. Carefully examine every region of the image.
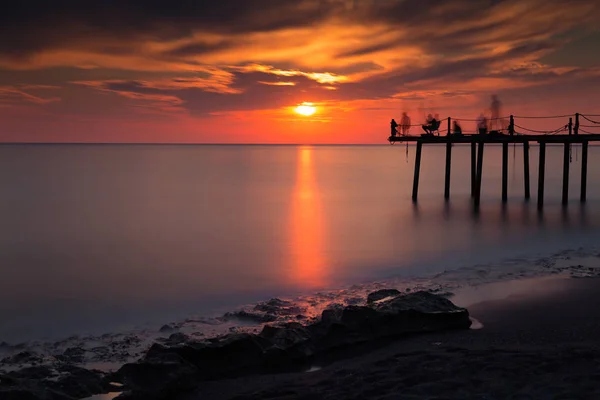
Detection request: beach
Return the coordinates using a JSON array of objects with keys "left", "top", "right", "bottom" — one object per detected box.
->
[{"left": 177, "top": 276, "right": 600, "bottom": 400}]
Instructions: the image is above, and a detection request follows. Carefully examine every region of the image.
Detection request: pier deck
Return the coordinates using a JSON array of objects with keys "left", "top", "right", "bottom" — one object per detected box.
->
[{"left": 388, "top": 133, "right": 599, "bottom": 209}]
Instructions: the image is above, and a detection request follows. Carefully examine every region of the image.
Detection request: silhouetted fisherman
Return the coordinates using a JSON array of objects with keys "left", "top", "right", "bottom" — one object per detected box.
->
[
  {"left": 452, "top": 120, "right": 463, "bottom": 136},
  {"left": 391, "top": 119, "right": 399, "bottom": 137},
  {"left": 400, "top": 112, "right": 411, "bottom": 136},
  {"left": 422, "top": 114, "right": 439, "bottom": 135},
  {"left": 477, "top": 113, "right": 488, "bottom": 135}
]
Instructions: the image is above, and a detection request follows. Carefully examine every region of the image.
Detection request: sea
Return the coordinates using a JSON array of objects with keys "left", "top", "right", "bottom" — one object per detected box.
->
[{"left": 0, "top": 143, "right": 599, "bottom": 369}]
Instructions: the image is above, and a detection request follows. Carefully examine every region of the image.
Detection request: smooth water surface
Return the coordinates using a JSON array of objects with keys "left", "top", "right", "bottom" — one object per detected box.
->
[{"left": 1, "top": 144, "right": 599, "bottom": 341}]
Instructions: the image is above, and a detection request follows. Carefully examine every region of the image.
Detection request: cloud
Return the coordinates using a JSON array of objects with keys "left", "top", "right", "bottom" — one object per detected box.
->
[
  {"left": 0, "top": 85, "right": 60, "bottom": 106},
  {"left": 2, "top": 0, "right": 600, "bottom": 127}
]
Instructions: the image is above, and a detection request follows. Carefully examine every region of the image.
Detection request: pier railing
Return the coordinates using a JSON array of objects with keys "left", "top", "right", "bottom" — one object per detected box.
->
[{"left": 388, "top": 113, "right": 600, "bottom": 209}]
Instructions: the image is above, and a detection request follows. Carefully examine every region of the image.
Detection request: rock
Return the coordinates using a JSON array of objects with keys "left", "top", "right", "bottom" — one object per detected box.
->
[
  {"left": 320, "top": 303, "right": 344, "bottom": 324},
  {"left": 116, "top": 355, "right": 199, "bottom": 400},
  {"left": 47, "top": 365, "right": 110, "bottom": 399},
  {"left": 157, "top": 333, "right": 190, "bottom": 346},
  {"left": 0, "top": 351, "right": 44, "bottom": 365},
  {"left": 159, "top": 324, "right": 176, "bottom": 333},
  {"left": 57, "top": 347, "right": 85, "bottom": 363},
  {"left": 140, "top": 334, "right": 271, "bottom": 378},
  {"left": 314, "top": 291, "right": 471, "bottom": 350},
  {"left": 0, "top": 387, "right": 71, "bottom": 400},
  {"left": 222, "top": 310, "right": 278, "bottom": 323},
  {"left": 367, "top": 289, "right": 401, "bottom": 304},
  {"left": 253, "top": 298, "right": 306, "bottom": 316},
  {"left": 260, "top": 323, "right": 315, "bottom": 365},
  {"left": 1, "top": 364, "right": 110, "bottom": 400},
  {"left": 118, "top": 291, "right": 471, "bottom": 399},
  {"left": 260, "top": 323, "right": 311, "bottom": 348}
]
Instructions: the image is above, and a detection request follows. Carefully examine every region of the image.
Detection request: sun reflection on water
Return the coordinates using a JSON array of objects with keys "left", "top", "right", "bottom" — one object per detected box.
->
[{"left": 289, "top": 146, "right": 328, "bottom": 288}]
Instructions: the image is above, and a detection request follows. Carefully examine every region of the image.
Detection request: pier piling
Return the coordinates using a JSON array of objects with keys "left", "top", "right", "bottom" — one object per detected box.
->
[
  {"left": 562, "top": 143, "right": 570, "bottom": 206},
  {"left": 502, "top": 142, "right": 508, "bottom": 202},
  {"left": 471, "top": 142, "right": 476, "bottom": 197},
  {"left": 581, "top": 141, "right": 588, "bottom": 202},
  {"left": 538, "top": 142, "right": 546, "bottom": 210},
  {"left": 523, "top": 141, "right": 530, "bottom": 200},
  {"left": 444, "top": 140, "right": 452, "bottom": 200},
  {"left": 412, "top": 141, "right": 423, "bottom": 202},
  {"left": 387, "top": 121, "right": 599, "bottom": 207},
  {"left": 474, "top": 141, "right": 485, "bottom": 208}
]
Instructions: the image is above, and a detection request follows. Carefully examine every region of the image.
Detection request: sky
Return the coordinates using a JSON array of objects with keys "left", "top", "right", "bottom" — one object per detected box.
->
[{"left": 1, "top": 0, "right": 600, "bottom": 144}]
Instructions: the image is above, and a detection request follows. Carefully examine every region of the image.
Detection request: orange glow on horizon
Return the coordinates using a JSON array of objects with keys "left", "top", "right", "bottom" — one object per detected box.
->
[{"left": 289, "top": 146, "right": 328, "bottom": 288}]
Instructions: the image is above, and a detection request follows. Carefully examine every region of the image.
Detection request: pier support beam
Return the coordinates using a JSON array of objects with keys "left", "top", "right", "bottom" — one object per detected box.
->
[
  {"left": 502, "top": 142, "right": 508, "bottom": 202},
  {"left": 474, "top": 141, "right": 485, "bottom": 208},
  {"left": 537, "top": 142, "right": 546, "bottom": 210},
  {"left": 444, "top": 140, "right": 452, "bottom": 200},
  {"left": 581, "top": 141, "right": 588, "bottom": 202},
  {"left": 471, "top": 141, "right": 476, "bottom": 197},
  {"left": 523, "top": 141, "right": 530, "bottom": 200},
  {"left": 562, "top": 143, "right": 570, "bottom": 206},
  {"left": 412, "top": 141, "right": 423, "bottom": 202}
]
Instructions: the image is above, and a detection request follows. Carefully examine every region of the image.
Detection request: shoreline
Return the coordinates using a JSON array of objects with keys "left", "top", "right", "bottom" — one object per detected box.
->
[
  {"left": 3, "top": 265, "right": 600, "bottom": 399},
  {"left": 1, "top": 247, "right": 599, "bottom": 376},
  {"left": 179, "top": 276, "right": 600, "bottom": 400}
]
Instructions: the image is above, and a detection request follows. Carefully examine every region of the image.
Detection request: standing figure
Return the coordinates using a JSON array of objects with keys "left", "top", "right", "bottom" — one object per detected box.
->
[
  {"left": 400, "top": 112, "right": 411, "bottom": 136},
  {"left": 390, "top": 118, "right": 399, "bottom": 137},
  {"left": 477, "top": 113, "right": 488, "bottom": 135},
  {"left": 490, "top": 94, "right": 502, "bottom": 132}
]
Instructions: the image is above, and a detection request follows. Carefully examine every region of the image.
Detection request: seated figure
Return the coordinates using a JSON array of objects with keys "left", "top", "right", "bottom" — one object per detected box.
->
[{"left": 422, "top": 114, "right": 440, "bottom": 135}]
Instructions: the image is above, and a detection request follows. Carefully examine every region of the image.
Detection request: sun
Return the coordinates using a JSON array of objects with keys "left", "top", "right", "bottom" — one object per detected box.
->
[{"left": 294, "top": 102, "right": 317, "bottom": 116}]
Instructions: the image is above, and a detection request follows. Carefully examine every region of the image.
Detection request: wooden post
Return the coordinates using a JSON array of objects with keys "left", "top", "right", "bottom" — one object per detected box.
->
[
  {"left": 574, "top": 113, "right": 579, "bottom": 135},
  {"left": 444, "top": 140, "right": 452, "bottom": 200},
  {"left": 509, "top": 115, "right": 514, "bottom": 136},
  {"left": 412, "top": 141, "right": 423, "bottom": 202},
  {"left": 474, "top": 141, "right": 485, "bottom": 208},
  {"left": 562, "top": 142, "right": 570, "bottom": 205},
  {"left": 538, "top": 142, "right": 546, "bottom": 210},
  {"left": 502, "top": 142, "right": 508, "bottom": 202},
  {"left": 447, "top": 117, "right": 451, "bottom": 136},
  {"left": 581, "top": 140, "right": 588, "bottom": 202},
  {"left": 471, "top": 141, "right": 476, "bottom": 197},
  {"left": 523, "top": 141, "right": 530, "bottom": 200},
  {"left": 568, "top": 117, "right": 573, "bottom": 135}
]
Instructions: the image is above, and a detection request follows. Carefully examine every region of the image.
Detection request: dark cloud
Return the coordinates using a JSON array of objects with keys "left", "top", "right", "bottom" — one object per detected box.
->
[
  {"left": 3, "top": 0, "right": 597, "bottom": 61},
  {"left": 165, "top": 40, "right": 237, "bottom": 57},
  {"left": 0, "top": 0, "right": 340, "bottom": 59}
]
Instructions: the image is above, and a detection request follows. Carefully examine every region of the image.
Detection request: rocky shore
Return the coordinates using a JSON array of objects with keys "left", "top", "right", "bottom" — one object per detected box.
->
[{"left": 0, "top": 290, "right": 471, "bottom": 400}]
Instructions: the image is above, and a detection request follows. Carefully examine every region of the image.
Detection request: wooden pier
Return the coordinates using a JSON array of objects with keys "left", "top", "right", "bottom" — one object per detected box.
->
[{"left": 389, "top": 114, "right": 600, "bottom": 208}]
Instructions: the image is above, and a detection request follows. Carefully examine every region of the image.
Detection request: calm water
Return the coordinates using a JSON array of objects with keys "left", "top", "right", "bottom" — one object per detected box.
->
[{"left": 1, "top": 143, "right": 599, "bottom": 341}]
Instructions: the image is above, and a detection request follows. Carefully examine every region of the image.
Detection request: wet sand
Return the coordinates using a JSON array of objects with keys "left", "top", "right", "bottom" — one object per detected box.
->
[{"left": 182, "top": 277, "right": 600, "bottom": 400}]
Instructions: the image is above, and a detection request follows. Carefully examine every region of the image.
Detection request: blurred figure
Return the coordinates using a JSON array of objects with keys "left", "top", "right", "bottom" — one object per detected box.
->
[
  {"left": 477, "top": 113, "right": 488, "bottom": 135},
  {"left": 400, "top": 112, "right": 411, "bottom": 136},
  {"left": 390, "top": 118, "right": 398, "bottom": 137},
  {"left": 422, "top": 114, "right": 439, "bottom": 135},
  {"left": 452, "top": 120, "right": 463, "bottom": 136},
  {"left": 490, "top": 94, "right": 502, "bottom": 132}
]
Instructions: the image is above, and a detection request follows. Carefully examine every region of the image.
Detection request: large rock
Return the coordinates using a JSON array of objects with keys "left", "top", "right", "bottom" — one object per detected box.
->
[
  {"left": 116, "top": 291, "right": 471, "bottom": 399},
  {"left": 309, "top": 291, "right": 471, "bottom": 351}
]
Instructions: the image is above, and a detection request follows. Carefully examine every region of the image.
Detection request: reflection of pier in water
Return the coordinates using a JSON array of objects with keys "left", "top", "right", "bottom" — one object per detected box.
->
[
  {"left": 290, "top": 146, "right": 327, "bottom": 288},
  {"left": 389, "top": 113, "right": 600, "bottom": 210}
]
